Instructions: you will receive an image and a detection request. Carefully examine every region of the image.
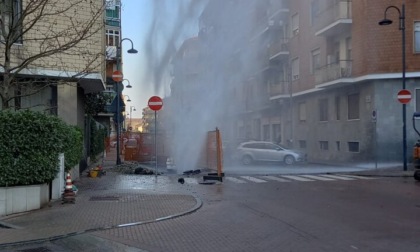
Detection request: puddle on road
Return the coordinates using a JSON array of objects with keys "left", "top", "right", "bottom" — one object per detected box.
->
[{"left": 114, "top": 174, "right": 179, "bottom": 191}]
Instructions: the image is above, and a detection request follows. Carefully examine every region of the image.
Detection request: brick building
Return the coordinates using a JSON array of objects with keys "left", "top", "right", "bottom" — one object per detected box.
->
[{"left": 169, "top": 0, "right": 420, "bottom": 164}]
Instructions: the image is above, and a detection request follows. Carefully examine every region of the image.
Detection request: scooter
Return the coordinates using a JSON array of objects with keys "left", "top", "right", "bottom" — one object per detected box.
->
[{"left": 412, "top": 112, "right": 420, "bottom": 181}]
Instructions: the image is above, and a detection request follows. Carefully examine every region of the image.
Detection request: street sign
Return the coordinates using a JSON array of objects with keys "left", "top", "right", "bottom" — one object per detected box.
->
[
  {"left": 397, "top": 89, "right": 411, "bottom": 104},
  {"left": 148, "top": 96, "right": 163, "bottom": 111},
  {"left": 112, "top": 70, "right": 123, "bottom": 82}
]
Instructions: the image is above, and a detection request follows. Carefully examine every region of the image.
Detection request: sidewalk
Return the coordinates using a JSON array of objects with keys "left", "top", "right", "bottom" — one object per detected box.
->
[{"left": 0, "top": 148, "right": 201, "bottom": 247}]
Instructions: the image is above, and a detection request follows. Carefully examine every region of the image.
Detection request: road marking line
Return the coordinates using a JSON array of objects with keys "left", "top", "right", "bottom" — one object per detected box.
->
[
  {"left": 320, "top": 174, "right": 355, "bottom": 180},
  {"left": 225, "top": 177, "right": 247, "bottom": 183},
  {"left": 240, "top": 176, "right": 268, "bottom": 183},
  {"left": 260, "top": 175, "right": 291, "bottom": 182},
  {"left": 339, "top": 174, "right": 375, "bottom": 180},
  {"left": 281, "top": 175, "right": 314, "bottom": 182},
  {"left": 300, "top": 175, "right": 335, "bottom": 181}
]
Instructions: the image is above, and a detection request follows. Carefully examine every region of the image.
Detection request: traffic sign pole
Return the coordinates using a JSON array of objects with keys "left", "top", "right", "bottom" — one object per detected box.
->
[
  {"left": 148, "top": 96, "right": 163, "bottom": 178},
  {"left": 397, "top": 89, "right": 411, "bottom": 171},
  {"left": 113, "top": 70, "right": 124, "bottom": 165}
]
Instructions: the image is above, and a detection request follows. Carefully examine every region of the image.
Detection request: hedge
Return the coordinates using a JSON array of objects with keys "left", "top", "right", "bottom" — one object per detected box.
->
[{"left": 0, "top": 110, "right": 83, "bottom": 187}]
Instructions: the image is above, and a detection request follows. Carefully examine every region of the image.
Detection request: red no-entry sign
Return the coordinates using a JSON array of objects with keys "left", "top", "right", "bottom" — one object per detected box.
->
[
  {"left": 148, "top": 96, "right": 163, "bottom": 111},
  {"left": 397, "top": 89, "right": 411, "bottom": 104},
  {"left": 112, "top": 70, "right": 123, "bottom": 82}
]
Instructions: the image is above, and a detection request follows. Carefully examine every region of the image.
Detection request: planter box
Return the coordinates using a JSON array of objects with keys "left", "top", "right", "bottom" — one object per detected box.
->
[{"left": 0, "top": 184, "right": 49, "bottom": 216}]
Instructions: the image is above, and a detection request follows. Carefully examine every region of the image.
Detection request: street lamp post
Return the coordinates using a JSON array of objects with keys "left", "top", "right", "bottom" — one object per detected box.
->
[
  {"left": 130, "top": 106, "right": 136, "bottom": 131},
  {"left": 116, "top": 38, "right": 137, "bottom": 165},
  {"left": 379, "top": 4, "right": 407, "bottom": 171}
]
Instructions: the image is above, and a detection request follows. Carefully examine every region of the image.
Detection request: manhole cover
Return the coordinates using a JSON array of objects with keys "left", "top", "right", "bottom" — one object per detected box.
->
[{"left": 89, "top": 196, "right": 120, "bottom": 201}]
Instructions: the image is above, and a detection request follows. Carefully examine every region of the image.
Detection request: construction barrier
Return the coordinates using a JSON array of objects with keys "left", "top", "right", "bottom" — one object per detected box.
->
[{"left": 203, "top": 128, "right": 224, "bottom": 182}]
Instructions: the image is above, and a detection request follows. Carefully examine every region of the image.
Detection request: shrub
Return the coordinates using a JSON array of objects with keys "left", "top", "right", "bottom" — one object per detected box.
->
[{"left": 0, "top": 110, "right": 83, "bottom": 186}]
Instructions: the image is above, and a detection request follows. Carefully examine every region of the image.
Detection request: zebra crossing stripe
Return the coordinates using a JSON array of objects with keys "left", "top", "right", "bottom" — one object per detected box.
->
[
  {"left": 320, "top": 174, "right": 354, "bottom": 180},
  {"left": 300, "top": 175, "right": 335, "bottom": 181},
  {"left": 240, "top": 176, "right": 267, "bottom": 183},
  {"left": 339, "top": 174, "right": 374, "bottom": 180},
  {"left": 281, "top": 175, "right": 315, "bottom": 182},
  {"left": 225, "top": 177, "right": 247, "bottom": 183},
  {"left": 260, "top": 175, "right": 291, "bottom": 182}
]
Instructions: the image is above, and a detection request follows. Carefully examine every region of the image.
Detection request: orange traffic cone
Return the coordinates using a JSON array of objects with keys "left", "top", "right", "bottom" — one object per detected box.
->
[{"left": 62, "top": 172, "right": 76, "bottom": 204}]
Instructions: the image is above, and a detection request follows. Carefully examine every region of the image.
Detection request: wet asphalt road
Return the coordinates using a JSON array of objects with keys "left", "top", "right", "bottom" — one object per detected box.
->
[{"left": 3, "top": 163, "right": 420, "bottom": 252}]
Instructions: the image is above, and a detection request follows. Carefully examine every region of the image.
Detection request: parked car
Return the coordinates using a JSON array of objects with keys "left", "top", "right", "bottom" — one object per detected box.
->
[{"left": 235, "top": 141, "right": 306, "bottom": 165}]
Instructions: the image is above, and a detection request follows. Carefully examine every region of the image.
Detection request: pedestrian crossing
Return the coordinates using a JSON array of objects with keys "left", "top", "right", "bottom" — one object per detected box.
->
[{"left": 183, "top": 174, "right": 374, "bottom": 185}]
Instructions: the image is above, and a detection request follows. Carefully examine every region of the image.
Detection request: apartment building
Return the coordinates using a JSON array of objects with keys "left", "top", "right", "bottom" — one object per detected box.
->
[
  {"left": 0, "top": 0, "right": 106, "bottom": 175},
  {"left": 0, "top": 0, "right": 106, "bottom": 127},
  {"left": 169, "top": 0, "right": 420, "bottom": 164},
  {"left": 289, "top": 0, "right": 420, "bottom": 163}
]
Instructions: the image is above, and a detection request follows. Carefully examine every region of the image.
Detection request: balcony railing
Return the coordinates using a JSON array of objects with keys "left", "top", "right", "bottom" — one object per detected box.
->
[
  {"left": 314, "top": 0, "right": 352, "bottom": 36},
  {"left": 314, "top": 60, "right": 352, "bottom": 84},
  {"left": 268, "top": 39, "right": 289, "bottom": 59},
  {"left": 269, "top": 81, "right": 289, "bottom": 97}
]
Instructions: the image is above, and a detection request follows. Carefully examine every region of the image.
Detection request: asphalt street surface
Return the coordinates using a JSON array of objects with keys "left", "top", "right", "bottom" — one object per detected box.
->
[{"left": 1, "top": 154, "right": 419, "bottom": 251}]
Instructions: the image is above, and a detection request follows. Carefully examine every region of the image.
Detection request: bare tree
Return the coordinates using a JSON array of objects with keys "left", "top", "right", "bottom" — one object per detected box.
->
[{"left": 0, "top": 0, "right": 106, "bottom": 110}]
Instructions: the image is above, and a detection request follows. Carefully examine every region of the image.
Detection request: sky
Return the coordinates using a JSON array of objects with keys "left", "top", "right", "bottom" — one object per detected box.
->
[
  {"left": 120, "top": 0, "right": 201, "bottom": 119},
  {"left": 120, "top": 1, "right": 153, "bottom": 119}
]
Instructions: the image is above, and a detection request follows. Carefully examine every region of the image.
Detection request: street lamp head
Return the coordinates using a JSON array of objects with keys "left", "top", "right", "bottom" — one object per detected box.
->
[
  {"left": 379, "top": 18, "right": 393, "bottom": 26},
  {"left": 123, "top": 79, "right": 132, "bottom": 88},
  {"left": 127, "top": 48, "right": 138, "bottom": 54},
  {"left": 121, "top": 38, "right": 138, "bottom": 54}
]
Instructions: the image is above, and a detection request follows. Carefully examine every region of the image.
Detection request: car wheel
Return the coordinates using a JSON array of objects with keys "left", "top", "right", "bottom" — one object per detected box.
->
[
  {"left": 414, "top": 170, "right": 420, "bottom": 181},
  {"left": 242, "top": 155, "right": 253, "bottom": 165},
  {"left": 284, "top": 155, "right": 295, "bottom": 165}
]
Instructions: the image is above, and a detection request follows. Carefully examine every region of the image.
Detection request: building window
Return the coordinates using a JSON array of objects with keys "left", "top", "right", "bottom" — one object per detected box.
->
[
  {"left": 415, "top": 22, "right": 420, "bottom": 53},
  {"left": 299, "top": 140, "right": 307, "bottom": 148},
  {"left": 336, "top": 141, "right": 340, "bottom": 151},
  {"left": 272, "top": 124, "right": 281, "bottom": 143},
  {"left": 319, "top": 98, "right": 328, "bottom": 121},
  {"left": 311, "top": 48, "right": 321, "bottom": 74},
  {"left": 291, "top": 13, "right": 299, "bottom": 36},
  {"left": 320, "top": 141, "right": 329, "bottom": 150},
  {"left": 348, "top": 93, "right": 360, "bottom": 120},
  {"left": 0, "top": 0, "right": 22, "bottom": 43},
  {"left": 348, "top": 142, "right": 359, "bottom": 152},
  {"left": 106, "top": 29, "right": 120, "bottom": 46},
  {"left": 263, "top": 124, "right": 270, "bottom": 141},
  {"left": 310, "top": 0, "right": 320, "bottom": 26},
  {"left": 299, "top": 102, "right": 306, "bottom": 122},
  {"left": 346, "top": 37, "right": 352, "bottom": 60},
  {"left": 292, "top": 57, "right": 299, "bottom": 80},
  {"left": 335, "top": 96, "right": 341, "bottom": 120}
]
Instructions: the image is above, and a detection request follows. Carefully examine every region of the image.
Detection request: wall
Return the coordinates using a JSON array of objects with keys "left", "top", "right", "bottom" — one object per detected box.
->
[{"left": 0, "top": 184, "right": 49, "bottom": 216}]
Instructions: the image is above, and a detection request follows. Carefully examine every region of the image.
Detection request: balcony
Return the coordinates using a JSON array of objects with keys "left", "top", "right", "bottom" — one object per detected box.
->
[
  {"left": 269, "top": 81, "right": 289, "bottom": 98},
  {"left": 314, "top": 60, "right": 352, "bottom": 85},
  {"left": 314, "top": 0, "right": 352, "bottom": 37},
  {"left": 268, "top": 39, "right": 289, "bottom": 61},
  {"left": 268, "top": 2, "right": 289, "bottom": 20}
]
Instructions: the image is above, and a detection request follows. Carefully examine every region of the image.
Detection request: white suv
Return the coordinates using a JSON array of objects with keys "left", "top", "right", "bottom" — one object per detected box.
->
[{"left": 235, "top": 141, "right": 306, "bottom": 165}]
